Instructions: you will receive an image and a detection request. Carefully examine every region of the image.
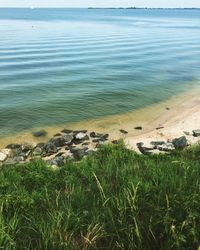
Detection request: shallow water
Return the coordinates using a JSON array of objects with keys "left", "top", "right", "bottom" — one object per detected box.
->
[{"left": 0, "top": 8, "right": 200, "bottom": 138}]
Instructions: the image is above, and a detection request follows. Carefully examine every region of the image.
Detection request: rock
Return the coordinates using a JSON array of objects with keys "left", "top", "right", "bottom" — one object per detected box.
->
[
  {"left": 90, "top": 132, "right": 109, "bottom": 140},
  {"left": 75, "top": 132, "right": 88, "bottom": 140},
  {"left": 90, "top": 132, "right": 97, "bottom": 138},
  {"left": 73, "top": 133, "right": 89, "bottom": 144},
  {"left": 157, "top": 143, "right": 175, "bottom": 152},
  {"left": 63, "top": 134, "right": 73, "bottom": 145},
  {"left": 96, "top": 141, "right": 107, "bottom": 148},
  {"left": 5, "top": 144, "right": 23, "bottom": 158},
  {"left": 73, "top": 130, "right": 87, "bottom": 135},
  {"left": 0, "top": 152, "right": 7, "bottom": 162},
  {"left": 112, "top": 140, "right": 120, "bottom": 145},
  {"left": 150, "top": 141, "right": 166, "bottom": 147},
  {"left": 4, "top": 156, "right": 24, "bottom": 165},
  {"left": 21, "top": 144, "right": 33, "bottom": 158},
  {"left": 61, "top": 129, "right": 73, "bottom": 134},
  {"left": 55, "top": 152, "right": 64, "bottom": 157},
  {"left": 156, "top": 126, "right": 164, "bottom": 130},
  {"left": 33, "top": 130, "right": 47, "bottom": 137},
  {"left": 92, "top": 139, "right": 101, "bottom": 143},
  {"left": 166, "top": 107, "right": 170, "bottom": 110},
  {"left": 172, "top": 136, "right": 188, "bottom": 149},
  {"left": 47, "top": 156, "right": 65, "bottom": 167},
  {"left": 86, "top": 150, "right": 97, "bottom": 156},
  {"left": 1, "top": 149, "right": 12, "bottom": 156},
  {"left": 45, "top": 142, "right": 58, "bottom": 155},
  {"left": 6, "top": 144, "right": 21, "bottom": 149},
  {"left": 82, "top": 142, "right": 90, "bottom": 146},
  {"left": 54, "top": 133, "right": 62, "bottom": 137},
  {"left": 49, "top": 137, "right": 66, "bottom": 148},
  {"left": 136, "top": 142, "right": 154, "bottom": 155},
  {"left": 183, "top": 131, "right": 190, "bottom": 136},
  {"left": 119, "top": 129, "right": 128, "bottom": 134},
  {"left": 134, "top": 126, "right": 142, "bottom": 130},
  {"left": 192, "top": 130, "right": 200, "bottom": 137},
  {"left": 32, "top": 147, "right": 43, "bottom": 156},
  {"left": 70, "top": 148, "right": 88, "bottom": 160},
  {"left": 36, "top": 142, "right": 45, "bottom": 148}
]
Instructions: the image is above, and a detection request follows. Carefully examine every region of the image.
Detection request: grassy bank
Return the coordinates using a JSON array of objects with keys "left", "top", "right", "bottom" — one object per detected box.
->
[{"left": 0, "top": 142, "right": 200, "bottom": 250}]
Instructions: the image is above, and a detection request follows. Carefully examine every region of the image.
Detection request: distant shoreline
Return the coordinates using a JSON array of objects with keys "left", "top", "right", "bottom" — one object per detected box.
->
[
  {"left": 88, "top": 7, "right": 200, "bottom": 10},
  {"left": 0, "top": 7, "right": 199, "bottom": 10}
]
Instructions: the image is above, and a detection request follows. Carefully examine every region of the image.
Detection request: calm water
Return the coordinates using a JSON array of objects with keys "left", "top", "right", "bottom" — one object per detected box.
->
[{"left": 0, "top": 8, "right": 200, "bottom": 137}]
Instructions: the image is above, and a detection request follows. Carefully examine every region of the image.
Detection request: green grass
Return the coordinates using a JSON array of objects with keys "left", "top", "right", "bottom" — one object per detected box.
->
[{"left": 0, "top": 142, "right": 200, "bottom": 250}]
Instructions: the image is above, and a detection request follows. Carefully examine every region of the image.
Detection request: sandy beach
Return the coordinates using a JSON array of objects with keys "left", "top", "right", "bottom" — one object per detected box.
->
[{"left": 1, "top": 86, "right": 200, "bottom": 150}]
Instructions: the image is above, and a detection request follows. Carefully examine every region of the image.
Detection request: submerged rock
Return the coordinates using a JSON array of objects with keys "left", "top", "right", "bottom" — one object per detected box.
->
[
  {"left": 33, "top": 130, "right": 47, "bottom": 137},
  {"left": 172, "top": 136, "right": 188, "bottom": 149}
]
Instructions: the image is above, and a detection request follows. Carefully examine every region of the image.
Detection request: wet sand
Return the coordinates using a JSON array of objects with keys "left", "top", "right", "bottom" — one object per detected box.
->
[{"left": 1, "top": 86, "right": 200, "bottom": 150}]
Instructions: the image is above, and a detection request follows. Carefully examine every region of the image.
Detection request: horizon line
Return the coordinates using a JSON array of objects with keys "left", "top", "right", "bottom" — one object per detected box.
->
[{"left": 0, "top": 6, "right": 199, "bottom": 9}]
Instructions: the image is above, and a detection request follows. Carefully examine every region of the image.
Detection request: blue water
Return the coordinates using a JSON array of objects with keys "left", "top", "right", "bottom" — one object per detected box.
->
[{"left": 0, "top": 8, "right": 200, "bottom": 137}]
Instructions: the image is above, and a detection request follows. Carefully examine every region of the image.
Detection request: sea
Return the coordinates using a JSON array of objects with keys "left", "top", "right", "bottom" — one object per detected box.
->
[{"left": 0, "top": 8, "right": 200, "bottom": 138}]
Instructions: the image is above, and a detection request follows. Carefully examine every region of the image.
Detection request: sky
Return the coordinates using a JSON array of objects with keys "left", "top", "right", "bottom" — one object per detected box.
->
[{"left": 0, "top": 0, "right": 199, "bottom": 8}]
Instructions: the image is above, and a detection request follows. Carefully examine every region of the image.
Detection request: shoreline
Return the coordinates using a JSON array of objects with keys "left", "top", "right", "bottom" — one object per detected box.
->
[{"left": 1, "top": 86, "right": 200, "bottom": 150}]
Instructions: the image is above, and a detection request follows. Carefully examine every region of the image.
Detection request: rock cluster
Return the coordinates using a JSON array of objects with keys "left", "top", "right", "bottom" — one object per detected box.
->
[
  {"left": 0, "top": 130, "right": 110, "bottom": 168},
  {"left": 137, "top": 135, "right": 190, "bottom": 155},
  {"left": 1, "top": 127, "right": 200, "bottom": 167}
]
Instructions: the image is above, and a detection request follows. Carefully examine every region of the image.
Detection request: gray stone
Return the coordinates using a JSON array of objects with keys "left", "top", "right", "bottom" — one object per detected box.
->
[
  {"left": 0, "top": 152, "right": 7, "bottom": 162},
  {"left": 172, "top": 136, "right": 188, "bottom": 149},
  {"left": 4, "top": 156, "right": 24, "bottom": 165},
  {"left": 157, "top": 143, "right": 175, "bottom": 152},
  {"left": 32, "top": 147, "right": 43, "bottom": 156},
  {"left": 33, "top": 130, "right": 47, "bottom": 137},
  {"left": 75, "top": 132, "right": 88, "bottom": 140},
  {"left": 1, "top": 149, "right": 12, "bottom": 156},
  {"left": 73, "top": 130, "right": 87, "bottom": 135},
  {"left": 36, "top": 143, "right": 45, "bottom": 148},
  {"left": 63, "top": 134, "right": 73, "bottom": 145},
  {"left": 90, "top": 132, "right": 109, "bottom": 140},
  {"left": 47, "top": 156, "right": 65, "bottom": 167},
  {"left": 70, "top": 148, "right": 88, "bottom": 160},
  {"left": 136, "top": 142, "right": 155, "bottom": 155},
  {"left": 45, "top": 142, "right": 58, "bottom": 155},
  {"left": 192, "top": 130, "right": 200, "bottom": 137},
  {"left": 150, "top": 141, "right": 166, "bottom": 147},
  {"left": 96, "top": 141, "right": 107, "bottom": 148}
]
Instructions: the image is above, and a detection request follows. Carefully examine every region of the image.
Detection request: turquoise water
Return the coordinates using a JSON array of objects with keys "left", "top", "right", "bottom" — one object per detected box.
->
[{"left": 0, "top": 8, "right": 200, "bottom": 137}]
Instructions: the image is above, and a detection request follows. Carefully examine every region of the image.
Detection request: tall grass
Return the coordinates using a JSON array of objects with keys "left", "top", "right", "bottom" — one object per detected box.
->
[{"left": 0, "top": 142, "right": 200, "bottom": 249}]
